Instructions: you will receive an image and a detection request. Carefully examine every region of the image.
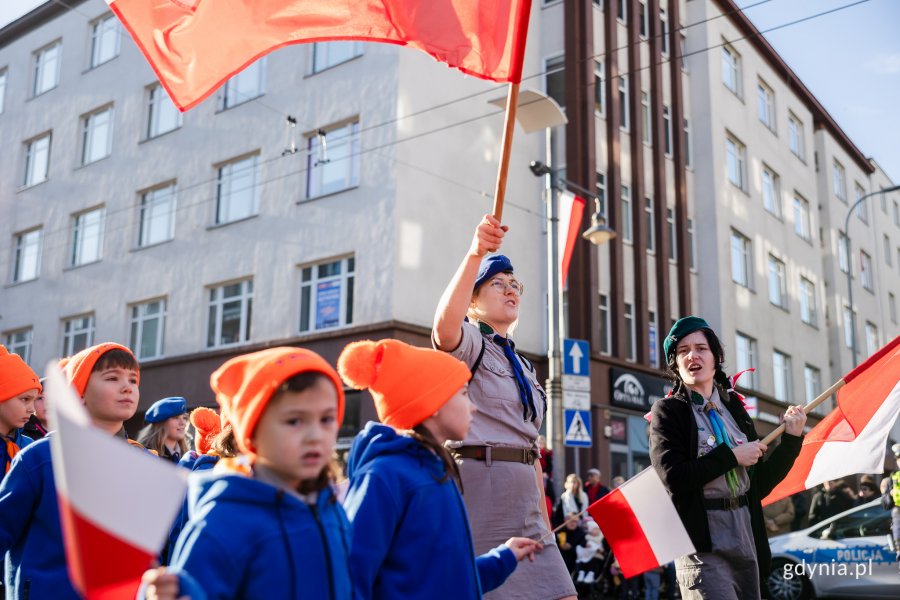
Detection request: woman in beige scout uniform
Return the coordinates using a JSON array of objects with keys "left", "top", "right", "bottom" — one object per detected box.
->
[{"left": 433, "top": 215, "right": 577, "bottom": 600}]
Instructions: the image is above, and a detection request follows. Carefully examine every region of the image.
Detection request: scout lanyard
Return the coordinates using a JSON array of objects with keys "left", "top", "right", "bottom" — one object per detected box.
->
[{"left": 693, "top": 391, "right": 741, "bottom": 498}]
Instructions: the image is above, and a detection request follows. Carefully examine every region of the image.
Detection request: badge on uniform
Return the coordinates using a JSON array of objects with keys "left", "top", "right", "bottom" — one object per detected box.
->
[{"left": 706, "top": 435, "right": 717, "bottom": 447}]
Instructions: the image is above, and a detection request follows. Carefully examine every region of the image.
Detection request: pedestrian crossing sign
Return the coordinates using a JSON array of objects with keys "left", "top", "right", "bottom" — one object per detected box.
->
[{"left": 564, "top": 409, "right": 592, "bottom": 447}]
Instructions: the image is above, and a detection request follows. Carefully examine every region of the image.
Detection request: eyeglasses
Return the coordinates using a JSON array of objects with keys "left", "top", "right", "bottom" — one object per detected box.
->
[{"left": 488, "top": 277, "right": 524, "bottom": 296}]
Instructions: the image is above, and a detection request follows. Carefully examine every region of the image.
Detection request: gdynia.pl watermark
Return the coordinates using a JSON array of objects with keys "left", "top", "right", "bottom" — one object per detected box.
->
[{"left": 783, "top": 559, "right": 874, "bottom": 580}]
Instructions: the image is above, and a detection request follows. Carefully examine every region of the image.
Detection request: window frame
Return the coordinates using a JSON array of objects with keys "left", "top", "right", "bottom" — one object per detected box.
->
[
  {"left": 305, "top": 121, "right": 361, "bottom": 200},
  {"left": 32, "top": 40, "right": 61, "bottom": 97},
  {"left": 311, "top": 41, "right": 363, "bottom": 74},
  {"left": 12, "top": 227, "right": 42, "bottom": 283},
  {"left": 788, "top": 113, "right": 805, "bottom": 159},
  {"left": 799, "top": 276, "right": 817, "bottom": 327},
  {"left": 734, "top": 332, "right": 758, "bottom": 389},
  {"left": 138, "top": 182, "right": 177, "bottom": 248},
  {"left": 721, "top": 43, "right": 741, "bottom": 96},
  {"left": 762, "top": 165, "right": 782, "bottom": 218},
  {"left": 299, "top": 256, "right": 356, "bottom": 333},
  {"left": 757, "top": 79, "right": 775, "bottom": 131},
  {"left": 730, "top": 229, "right": 753, "bottom": 288},
  {"left": 80, "top": 104, "right": 115, "bottom": 166},
  {"left": 832, "top": 160, "right": 846, "bottom": 203},
  {"left": 129, "top": 298, "right": 167, "bottom": 360},
  {"left": 62, "top": 314, "right": 95, "bottom": 357},
  {"left": 89, "top": 13, "right": 121, "bottom": 69},
  {"left": 793, "top": 194, "right": 812, "bottom": 242},
  {"left": 4, "top": 328, "right": 33, "bottom": 365},
  {"left": 767, "top": 254, "right": 787, "bottom": 310},
  {"left": 860, "top": 250, "right": 874, "bottom": 292},
  {"left": 621, "top": 184, "right": 633, "bottom": 243},
  {"left": 23, "top": 132, "right": 51, "bottom": 187},
  {"left": 207, "top": 279, "right": 254, "bottom": 348},
  {"left": 70, "top": 206, "right": 105, "bottom": 267},
  {"left": 725, "top": 133, "right": 746, "bottom": 191},
  {"left": 772, "top": 349, "right": 793, "bottom": 402},
  {"left": 220, "top": 58, "right": 267, "bottom": 110},
  {"left": 215, "top": 153, "right": 260, "bottom": 225},
  {"left": 146, "top": 83, "right": 183, "bottom": 139}
]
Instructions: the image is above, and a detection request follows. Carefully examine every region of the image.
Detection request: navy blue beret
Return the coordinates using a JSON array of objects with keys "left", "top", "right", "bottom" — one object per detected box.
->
[
  {"left": 663, "top": 316, "right": 712, "bottom": 360},
  {"left": 474, "top": 254, "right": 514, "bottom": 291},
  {"left": 145, "top": 397, "right": 187, "bottom": 423}
]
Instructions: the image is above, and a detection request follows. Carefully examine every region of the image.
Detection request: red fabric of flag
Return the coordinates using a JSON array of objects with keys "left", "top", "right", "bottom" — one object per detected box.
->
[{"left": 108, "top": 0, "right": 533, "bottom": 111}]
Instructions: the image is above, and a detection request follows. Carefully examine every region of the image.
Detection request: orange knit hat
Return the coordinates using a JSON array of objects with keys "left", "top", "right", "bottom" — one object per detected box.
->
[
  {"left": 62, "top": 343, "right": 139, "bottom": 397},
  {"left": 190, "top": 407, "right": 222, "bottom": 455},
  {"left": 337, "top": 339, "right": 471, "bottom": 430},
  {"left": 210, "top": 347, "right": 345, "bottom": 457},
  {"left": 0, "top": 346, "right": 42, "bottom": 402}
]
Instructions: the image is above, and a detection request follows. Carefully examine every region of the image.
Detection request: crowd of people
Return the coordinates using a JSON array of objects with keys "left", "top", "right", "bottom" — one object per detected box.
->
[{"left": 1, "top": 214, "right": 898, "bottom": 600}]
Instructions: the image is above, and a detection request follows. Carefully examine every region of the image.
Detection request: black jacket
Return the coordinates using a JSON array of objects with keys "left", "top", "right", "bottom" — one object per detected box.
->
[{"left": 649, "top": 385, "right": 803, "bottom": 578}]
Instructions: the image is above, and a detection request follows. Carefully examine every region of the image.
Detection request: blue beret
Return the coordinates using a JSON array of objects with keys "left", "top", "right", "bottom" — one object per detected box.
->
[
  {"left": 145, "top": 397, "right": 187, "bottom": 423},
  {"left": 474, "top": 254, "right": 514, "bottom": 291},
  {"left": 663, "top": 316, "right": 712, "bottom": 361}
]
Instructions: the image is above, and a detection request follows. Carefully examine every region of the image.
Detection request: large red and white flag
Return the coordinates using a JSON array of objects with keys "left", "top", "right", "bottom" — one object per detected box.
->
[
  {"left": 588, "top": 468, "right": 694, "bottom": 578},
  {"left": 558, "top": 191, "right": 586, "bottom": 287},
  {"left": 763, "top": 335, "right": 900, "bottom": 506},
  {"left": 45, "top": 365, "right": 188, "bottom": 600},
  {"left": 107, "top": 0, "right": 533, "bottom": 111}
]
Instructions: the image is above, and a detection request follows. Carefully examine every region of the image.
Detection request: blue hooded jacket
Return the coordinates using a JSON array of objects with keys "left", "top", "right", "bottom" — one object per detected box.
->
[
  {"left": 1, "top": 429, "right": 33, "bottom": 473},
  {"left": 343, "top": 422, "right": 517, "bottom": 600},
  {"left": 0, "top": 437, "right": 80, "bottom": 600},
  {"left": 165, "top": 462, "right": 352, "bottom": 600},
  {"left": 164, "top": 452, "right": 221, "bottom": 564}
]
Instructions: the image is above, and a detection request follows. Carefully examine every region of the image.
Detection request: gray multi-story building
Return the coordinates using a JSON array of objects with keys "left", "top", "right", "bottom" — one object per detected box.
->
[{"left": 2, "top": 0, "right": 897, "bottom": 468}]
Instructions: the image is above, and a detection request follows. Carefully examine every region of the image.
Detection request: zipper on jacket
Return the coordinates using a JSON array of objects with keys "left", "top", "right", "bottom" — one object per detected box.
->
[
  {"left": 310, "top": 503, "right": 336, "bottom": 600},
  {"left": 275, "top": 491, "right": 299, "bottom": 598}
]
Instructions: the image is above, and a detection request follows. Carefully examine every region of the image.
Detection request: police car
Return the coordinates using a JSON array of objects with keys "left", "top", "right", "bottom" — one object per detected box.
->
[{"left": 767, "top": 499, "right": 899, "bottom": 599}]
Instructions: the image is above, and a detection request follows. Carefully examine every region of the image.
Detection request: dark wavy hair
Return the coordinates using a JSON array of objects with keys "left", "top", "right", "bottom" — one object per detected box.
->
[{"left": 664, "top": 328, "right": 734, "bottom": 397}]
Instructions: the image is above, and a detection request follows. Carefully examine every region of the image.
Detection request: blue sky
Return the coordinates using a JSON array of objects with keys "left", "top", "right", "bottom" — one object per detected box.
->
[{"left": 3, "top": 0, "right": 898, "bottom": 180}]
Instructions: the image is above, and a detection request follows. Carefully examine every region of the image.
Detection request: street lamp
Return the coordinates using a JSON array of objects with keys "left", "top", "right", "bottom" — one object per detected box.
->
[{"left": 844, "top": 184, "right": 900, "bottom": 367}]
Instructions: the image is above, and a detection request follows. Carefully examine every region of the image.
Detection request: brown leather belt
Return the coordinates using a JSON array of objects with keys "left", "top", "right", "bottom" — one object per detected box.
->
[
  {"left": 703, "top": 494, "right": 749, "bottom": 511},
  {"left": 452, "top": 446, "right": 536, "bottom": 465}
]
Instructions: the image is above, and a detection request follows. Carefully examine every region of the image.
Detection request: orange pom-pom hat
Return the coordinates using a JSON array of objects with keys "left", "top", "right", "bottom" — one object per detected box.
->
[
  {"left": 61, "top": 343, "right": 138, "bottom": 397},
  {"left": 210, "top": 347, "right": 344, "bottom": 457},
  {"left": 337, "top": 339, "right": 471, "bottom": 430},
  {"left": 0, "top": 345, "right": 41, "bottom": 402},
  {"left": 190, "top": 407, "right": 222, "bottom": 455}
]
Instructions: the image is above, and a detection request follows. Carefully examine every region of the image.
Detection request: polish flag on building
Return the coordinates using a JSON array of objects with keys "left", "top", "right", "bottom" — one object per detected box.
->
[
  {"left": 558, "top": 191, "right": 586, "bottom": 287},
  {"left": 106, "top": 0, "right": 533, "bottom": 111},
  {"left": 588, "top": 468, "right": 694, "bottom": 578},
  {"left": 763, "top": 335, "right": 900, "bottom": 506},
  {"left": 45, "top": 366, "right": 188, "bottom": 600}
]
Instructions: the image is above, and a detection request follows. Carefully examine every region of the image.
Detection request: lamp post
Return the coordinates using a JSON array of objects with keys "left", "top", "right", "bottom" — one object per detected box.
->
[{"left": 844, "top": 184, "right": 900, "bottom": 367}]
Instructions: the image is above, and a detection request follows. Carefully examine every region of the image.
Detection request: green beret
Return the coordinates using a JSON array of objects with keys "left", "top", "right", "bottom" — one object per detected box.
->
[{"left": 663, "top": 316, "right": 712, "bottom": 360}]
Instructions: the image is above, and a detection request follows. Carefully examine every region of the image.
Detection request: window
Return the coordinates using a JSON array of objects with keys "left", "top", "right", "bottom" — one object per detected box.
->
[
  {"left": 312, "top": 41, "right": 362, "bottom": 73},
  {"left": 843, "top": 305, "right": 854, "bottom": 348},
  {"left": 788, "top": 113, "right": 804, "bottom": 159},
  {"left": 618, "top": 76, "right": 629, "bottom": 130},
  {"left": 688, "top": 218, "right": 696, "bottom": 269},
  {"left": 667, "top": 208, "right": 676, "bottom": 260},
  {"left": 683, "top": 118, "right": 692, "bottom": 167},
  {"left": 813, "top": 505, "right": 892, "bottom": 541},
  {"left": 12, "top": 228, "right": 42, "bottom": 283},
  {"left": 855, "top": 184, "right": 868, "bottom": 224},
  {"left": 594, "top": 61, "right": 604, "bottom": 115},
  {"left": 306, "top": 121, "right": 361, "bottom": 198},
  {"left": 23, "top": 133, "right": 51, "bottom": 187},
  {"left": 660, "top": 8, "right": 670, "bottom": 55},
  {"left": 641, "top": 91, "right": 650, "bottom": 144},
  {"left": 860, "top": 251, "right": 873, "bottom": 291},
  {"left": 621, "top": 185, "right": 633, "bottom": 243},
  {"left": 221, "top": 58, "right": 266, "bottom": 109},
  {"left": 129, "top": 299, "right": 166, "bottom": 360},
  {"left": 81, "top": 105, "right": 114, "bottom": 165},
  {"left": 838, "top": 231, "right": 850, "bottom": 273},
  {"left": 545, "top": 55, "right": 565, "bottom": 109},
  {"left": 599, "top": 294, "right": 611, "bottom": 355},
  {"left": 639, "top": 0, "right": 648, "bottom": 37},
  {"left": 5, "top": 329, "right": 32, "bottom": 365},
  {"left": 71, "top": 207, "right": 104, "bottom": 266},
  {"left": 596, "top": 172, "right": 608, "bottom": 219},
  {"left": 139, "top": 183, "right": 176, "bottom": 247},
  {"left": 679, "top": 31, "right": 687, "bottom": 70},
  {"left": 725, "top": 134, "right": 746, "bottom": 190},
  {"left": 645, "top": 197, "right": 655, "bottom": 252},
  {"left": 208, "top": 279, "right": 253, "bottom": 347},
  {"left": 889, "top": 292, "right": 897, "bottom": 324},
  {"left": 757, "top": 80, "right": 775, "bottom": 130},
  {"left": 893, "top": 200, "right": 899, "bottom": 227},
  {"left": 799, "top": 277, "right": 817, "bottom": 326},
  {"left": 662, "top": 105, "right": 672, "bottom": 155},
  {"left": 32, "top": 41, "right": 61, "bottom": 96},
  {"left": 734, "top": 332, "right": 758, "bottom": 389},
  {"left": 793, "top": 194, "right": 811, "bottom": 241},
  {"left": 731, "top": 229, "right": 752, "bottom": 288},
  {"left": 146, "top": 84, "right": 182, "bottom": 138},
  {"left": 804, "top": 365, "right": 821, "bottom": 404},
  {"left": 617, "top": 0, "right": 628, "bottom": 23},
  {"left": 832, "top": 160, "right": 846, "bottom": 202},
  {"left": 864, "top": 322, "right": 878, "bottom": 356},
  {"left": 62, "top": 315, "right": 95, "bottom": 356},
  {"left": 89, "top": 14, "right": 120, "bottom": 68},
  {"left": 762, "top": 166, "right": 781, "bottom": 217},
  {"left": 721, "top": 44, "right": 741, "bottom": 95},
  {"left": 0, "top": 68, "right": 7, "bottom": 114},
  {"left": 773, "top": 350, "right": 792, "bottom": 402},
  {"left": 767, "top": 255, "right": 787, "bottom": 309},
  {"left": 648, "top": 310, "right": 659, "bottom": 367},
  {"left": 624, "top": 302, "right": 635, "bottom": 361},
  {"left": 216, "top": 154, "right": 259, "bottom": 224},
  {"left": 299, "top": 257, "right": 355, "bottom": 332},
  {"left": 886, "top": 235, "right": 893, "bottom": 267}
]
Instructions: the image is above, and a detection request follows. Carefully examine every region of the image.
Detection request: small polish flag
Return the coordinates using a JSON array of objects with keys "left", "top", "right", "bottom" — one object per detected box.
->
[
  {"left": 558, "top": 191, "right": 587, "bottom": 287},
  {"left": 45, "top": 365, "right": 188, "bottom": 600},
  {"left": 763, "top": 335, "right": 900, "bottom": 506},
  {"left": 588, "top": 468, "right": 694, "bottom": 578}
]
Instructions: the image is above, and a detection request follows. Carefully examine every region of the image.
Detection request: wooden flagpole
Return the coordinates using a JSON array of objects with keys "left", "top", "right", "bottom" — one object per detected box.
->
[
  {"left": 491, "top": 82, "right": 520, "bottom": 222},
  {"left": 759, "top": 378, "right": 845, "bottom": 446}
]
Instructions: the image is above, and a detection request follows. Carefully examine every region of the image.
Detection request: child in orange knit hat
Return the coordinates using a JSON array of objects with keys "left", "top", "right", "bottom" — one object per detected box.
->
[
  {"left": 143, "top": 347, "right": 352, "bottom": 600},
  {"left": 0, "top": 345, "right": 41, "bottom": 474},
  {"left": 339, "top": 339, "right": 541, "bottom": 600}
]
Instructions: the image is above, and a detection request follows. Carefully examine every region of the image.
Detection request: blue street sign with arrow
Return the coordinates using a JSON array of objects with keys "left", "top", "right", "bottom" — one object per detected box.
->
[{"left": 563, "top": 338, "right": 590, "bottom": 376}]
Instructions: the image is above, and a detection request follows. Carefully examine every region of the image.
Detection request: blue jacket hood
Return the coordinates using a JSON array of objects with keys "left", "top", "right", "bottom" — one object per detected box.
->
[{"left": 347, "top": 421, "right": 443, "bottom": 479}]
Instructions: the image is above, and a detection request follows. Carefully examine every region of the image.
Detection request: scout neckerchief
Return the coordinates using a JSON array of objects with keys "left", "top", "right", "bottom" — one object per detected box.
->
[
  {"left": 3, "top": 433, "right": 20, "bottom": 474},
  {"left": 479, "top": 321, "right": 537, "bottom": 422},
  {"left": 692, "top": 390, "right": 741, "bottom": 498}
]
